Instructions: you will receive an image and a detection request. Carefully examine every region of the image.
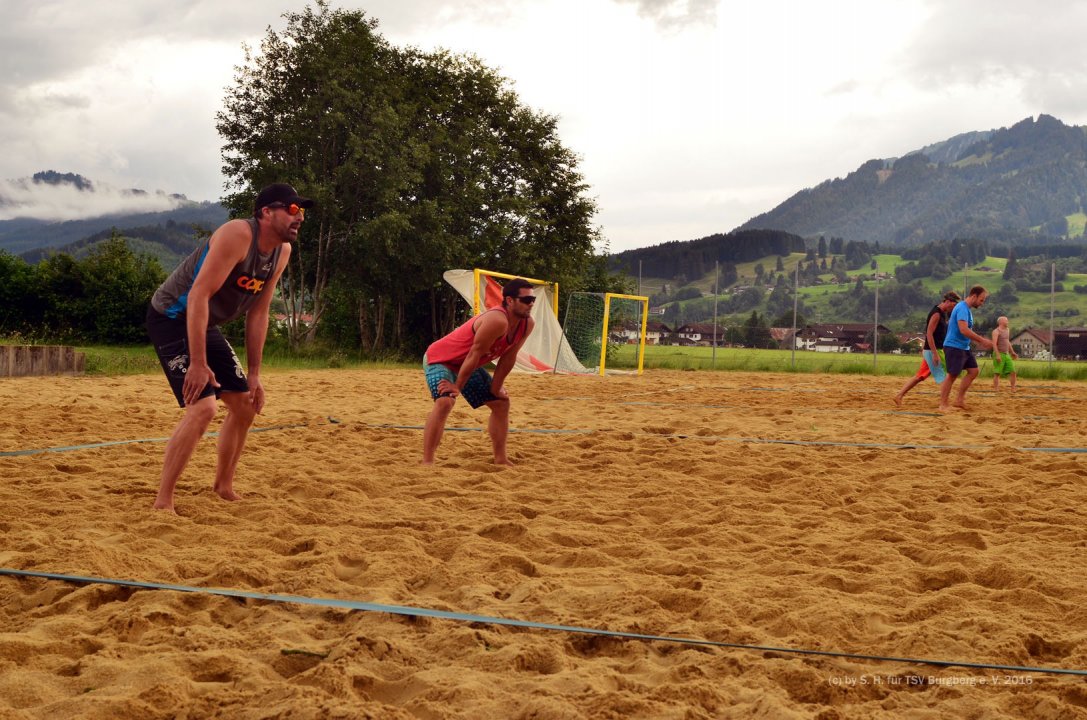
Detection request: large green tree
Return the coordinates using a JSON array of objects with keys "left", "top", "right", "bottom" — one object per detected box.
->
[{"left": 217, "top": 2, "right": 609, "bottom": 354}]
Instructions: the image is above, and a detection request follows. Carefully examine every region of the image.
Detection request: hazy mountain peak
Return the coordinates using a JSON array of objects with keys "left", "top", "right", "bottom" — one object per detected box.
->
[{"left": 0, "top": 171, "right": 191, "bottom": 222}]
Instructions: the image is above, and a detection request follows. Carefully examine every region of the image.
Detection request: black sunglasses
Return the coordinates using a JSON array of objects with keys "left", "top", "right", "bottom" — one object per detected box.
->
[{"left": 514, "top": 295, "right": 536, "bottom": 305}]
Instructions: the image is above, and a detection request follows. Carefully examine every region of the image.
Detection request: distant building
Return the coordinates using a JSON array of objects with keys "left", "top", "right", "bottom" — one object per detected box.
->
[
  {"left": 769, "top": 327, "right": 798, "bottom": 350},
  {"left": 672, "top": 323, "right": 723, "bottom": 346},
  {"left": 1053, "top": 328, "right": 1087, "bottom": 359},
  {"left": 1011, "top": 327, "right": 1051, "bottom": 356},
  {"left": 610, "top": 320, "right": 673, "bottom": 345},
  {"left": 795, "top": 323, "right": 892, "bottom": 353}
]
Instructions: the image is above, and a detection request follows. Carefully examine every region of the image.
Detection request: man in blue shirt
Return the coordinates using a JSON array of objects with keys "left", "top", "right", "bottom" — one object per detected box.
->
[{"left": 938, "top": 285, "right": 994, "bottom": 412}]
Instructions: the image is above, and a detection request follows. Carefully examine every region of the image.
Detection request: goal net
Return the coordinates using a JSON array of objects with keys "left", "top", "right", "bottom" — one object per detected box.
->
[
  {"left": 442, "top": 269, "right": 594, "bottom": 374},
  {"left": 554, "top": 292, "right": 649, "bottom": 375}
]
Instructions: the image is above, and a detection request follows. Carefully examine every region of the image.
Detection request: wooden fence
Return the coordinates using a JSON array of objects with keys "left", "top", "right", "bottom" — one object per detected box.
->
[{"left": 0, "top": 346, "right": 85, "bottom": 377}]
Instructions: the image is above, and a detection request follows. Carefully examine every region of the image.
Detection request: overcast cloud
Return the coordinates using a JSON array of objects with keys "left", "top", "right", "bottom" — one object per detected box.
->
[{"left": 2, "top": 0, "right": 1085, "bottom": 249}]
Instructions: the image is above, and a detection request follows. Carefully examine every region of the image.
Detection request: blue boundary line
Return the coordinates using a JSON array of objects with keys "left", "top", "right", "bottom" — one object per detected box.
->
[
  {"left": 367, "top": 423, "right": 1087, "bottom": 454},
  {"left": 0, "top": 424, "right": 308, "bottom": 458},
  {"left": 5, "top": 422, "right": 1087, "bottom": 456},
  {"left": 2, "top": 568, "right": 1084, "bottom": 677}
]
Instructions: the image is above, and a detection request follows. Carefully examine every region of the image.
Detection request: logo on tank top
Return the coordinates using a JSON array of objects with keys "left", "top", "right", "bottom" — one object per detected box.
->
[{"left": 237, "top": 275, "right": 266, "bottom": 293}]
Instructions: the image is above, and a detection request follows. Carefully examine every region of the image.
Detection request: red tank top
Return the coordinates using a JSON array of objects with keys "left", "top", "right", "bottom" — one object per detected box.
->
[{"left": 426, "top": 307, "right": 527, "bottom": 372}]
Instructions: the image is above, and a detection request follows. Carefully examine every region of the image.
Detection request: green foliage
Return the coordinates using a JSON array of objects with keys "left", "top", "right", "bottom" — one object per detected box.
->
[
  {"left": 216, "top": 2, "right": 612, "bottom": 355},
  {"left": 0, "top": 234, "right": 165, "bottom": 343},
  {"left": 609, "top": 229, "right": 805, "bottom": 281}
]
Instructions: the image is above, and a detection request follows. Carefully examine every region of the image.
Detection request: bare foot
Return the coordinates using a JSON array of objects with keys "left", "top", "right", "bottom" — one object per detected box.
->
[
  {"left": 420, "top": 459, "right": 435, "bottom": 466},
  {"left": 893, "top": 395, "right": 903, "bottom": 407},
  {"left": 951, "top": 401, "right": 970, "bottom": 411},
  {"left": 494, "top": 458, "right": 515, "bottom": 467},
  {"left": 937, "top": 404, "right": 952, "bottom": 413},
  {"left": 152, "top": 501, "right": 178, "bottom": 514},
  {"left": 214, "top": 488, "right": 243, "bottom": 501}
]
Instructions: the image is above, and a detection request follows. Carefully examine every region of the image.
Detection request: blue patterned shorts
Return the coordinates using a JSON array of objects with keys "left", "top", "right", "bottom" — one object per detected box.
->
[{"left": 423, "top": 355, "right": 498, "bottom": 409}]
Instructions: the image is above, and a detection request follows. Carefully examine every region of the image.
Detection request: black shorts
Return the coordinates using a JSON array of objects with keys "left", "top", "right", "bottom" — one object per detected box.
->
[
  {"left": 146, "top": 305, "right": 248, "bottom": 407},
  {"left": 943, "top": 346, "right": 977, "bottom": 376}
]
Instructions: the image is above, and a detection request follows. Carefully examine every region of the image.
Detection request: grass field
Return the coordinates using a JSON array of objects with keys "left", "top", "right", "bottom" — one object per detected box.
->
[
  {"left": 3, "top": 339, "right": 1081, "bottom": 381},
  {"left": 640, "top": 253, "right": 1085, "bottom": 330},
  {"left": 610, "top": 343, "right": 1087, "bottom": 380},
  {"left": 70, "top": 344, "right": 416, "bottom": 376}
]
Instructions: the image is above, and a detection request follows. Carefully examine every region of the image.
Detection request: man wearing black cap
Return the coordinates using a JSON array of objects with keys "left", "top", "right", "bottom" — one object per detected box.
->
[{"left": 146, "top": 183, "right": 314, "bottom": 512}]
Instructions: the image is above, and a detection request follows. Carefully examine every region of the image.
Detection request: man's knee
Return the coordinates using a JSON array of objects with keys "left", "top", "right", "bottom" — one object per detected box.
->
[
  {"left": 185, "top": 396, "right": 218, "bottom": 426},
  {"left": 221, "top": 393, "right": 257, "bottom": 424},
  {"left": 432, "top": 396, "right": 457, "bottom": 415}
]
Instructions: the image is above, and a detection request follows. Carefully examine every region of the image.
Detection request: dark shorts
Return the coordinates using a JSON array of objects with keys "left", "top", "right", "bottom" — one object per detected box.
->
[
  {"left": 146, "top": 305, "right": 248, "bottom": 407},
  {"left": 423, "top": 355, "right": 498, "bottom": 409},
  {"left": 943, "top": 346, "right": 977, "bottom": 376}
]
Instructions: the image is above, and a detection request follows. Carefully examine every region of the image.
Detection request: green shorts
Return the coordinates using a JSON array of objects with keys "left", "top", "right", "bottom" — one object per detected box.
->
[{"left": 992, "top": 352, "right": 1016, "bottom": 376}]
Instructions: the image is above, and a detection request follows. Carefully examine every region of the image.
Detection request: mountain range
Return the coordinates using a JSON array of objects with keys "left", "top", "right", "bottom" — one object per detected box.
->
[
  {"left": 0, "top": 171, "right": 227, "bottom": 265},
  {"left": 7, "top": 115, "right": 1087, "bottom": 275},
  {"left": 736, "top": 114, "right": 1087, "bottom": 247}
]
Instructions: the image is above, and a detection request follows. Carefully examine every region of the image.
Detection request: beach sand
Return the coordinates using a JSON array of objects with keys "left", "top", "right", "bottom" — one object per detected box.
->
[{"left": 2, "top": 368, "right": 1086, "bottom": 718}]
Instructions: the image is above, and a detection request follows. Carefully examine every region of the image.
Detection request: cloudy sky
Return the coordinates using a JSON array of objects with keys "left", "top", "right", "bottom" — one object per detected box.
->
[{"left": 4, "top": 0, "right": 1087, "bottom": 250}]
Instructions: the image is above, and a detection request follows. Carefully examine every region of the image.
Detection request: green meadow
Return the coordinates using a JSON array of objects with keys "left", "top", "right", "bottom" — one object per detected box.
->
[
  {"left": 609, "top": 343, "right": 1087, "bottom": 380},
  {"left": 639, "top": 253, "right": 1086, "bottom": 330}
]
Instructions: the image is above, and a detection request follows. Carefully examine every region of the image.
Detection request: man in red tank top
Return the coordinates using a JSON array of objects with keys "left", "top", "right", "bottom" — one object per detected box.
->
[{"left": 422, "top": 278, "right": 537, "bottom": 465}]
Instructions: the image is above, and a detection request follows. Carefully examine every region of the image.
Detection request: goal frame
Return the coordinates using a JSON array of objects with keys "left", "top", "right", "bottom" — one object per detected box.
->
[
  {"left": 598, "top": 293, "right": 650, "bottom": 376},
  {"left": 472, "top": 268, "right": 559, "bottom": 318}
]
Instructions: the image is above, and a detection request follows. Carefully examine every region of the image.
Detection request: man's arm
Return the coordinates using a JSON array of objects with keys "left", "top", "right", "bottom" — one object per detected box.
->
[
  {"left": 958, "top": 318, "right": 993, "bottom": 349},
  {"left": 992, "top": 328, "right": 1001, "bottom": 356},
  {"left": 243, "top": 245, "right": 292, "bottom": 413},
  {"left": 490, "top": 318, "right": 536, "bottom": 396},
  {"left": 182, "top": 220, "right": 251, "bottom": 405},
  {"left": 925, "top": 312, "right": 942, "bottom": 367},
  {"left": 439, "top": 312, "right": 508, "bottom": 396}
]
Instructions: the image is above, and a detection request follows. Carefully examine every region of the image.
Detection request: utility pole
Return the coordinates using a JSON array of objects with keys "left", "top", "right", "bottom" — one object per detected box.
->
[
  {"left": 873, "top": 274, "right": 879, "bottom": 371},
  {"left": 791, "top": 261, "right": 799, "bottom": 369},
  {"left": 712, "top": 261, "right": 719, "bottom": 369}
]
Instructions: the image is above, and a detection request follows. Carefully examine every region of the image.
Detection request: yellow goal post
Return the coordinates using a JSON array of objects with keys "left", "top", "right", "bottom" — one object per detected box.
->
[{"left": 598, "top": 293, "right": 650, "bottom": 376}]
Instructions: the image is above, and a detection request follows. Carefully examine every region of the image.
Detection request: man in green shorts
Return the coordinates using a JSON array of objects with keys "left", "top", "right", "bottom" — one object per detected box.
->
[{"left": 991, "top": 316, "right": 1018, "bottom": 391}]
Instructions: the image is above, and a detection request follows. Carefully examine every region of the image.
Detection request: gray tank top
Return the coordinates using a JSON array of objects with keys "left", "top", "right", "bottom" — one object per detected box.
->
[
  {"left": 995, "top": 327, "right": 1011, "bottom": 353},
  {"left": 151, "top": 219, "right": 282, "bottom": 327}
]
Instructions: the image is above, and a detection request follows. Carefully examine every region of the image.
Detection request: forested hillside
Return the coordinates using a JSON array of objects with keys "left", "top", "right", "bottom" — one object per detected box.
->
[{"left": 739, "top": 115, "right": 1087, "bottom": 247}]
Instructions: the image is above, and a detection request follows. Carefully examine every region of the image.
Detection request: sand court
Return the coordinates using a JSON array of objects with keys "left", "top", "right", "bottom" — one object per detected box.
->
[{"left": 2, "top": 368, "right": 1087, "bottom": 718}]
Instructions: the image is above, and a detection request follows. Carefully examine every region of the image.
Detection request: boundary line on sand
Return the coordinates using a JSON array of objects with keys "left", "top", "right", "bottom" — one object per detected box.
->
[
  {"left": 2, "top": 568, "right": 1085, "bottom": 678},
  {"left": 5, "top": 421, "right": 1087, "bottom": 456}
]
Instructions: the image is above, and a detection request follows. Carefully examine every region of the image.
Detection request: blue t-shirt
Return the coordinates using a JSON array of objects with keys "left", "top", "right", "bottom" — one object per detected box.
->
[{"left": 943, "top": 300, "right": 973, "bottom": 350}]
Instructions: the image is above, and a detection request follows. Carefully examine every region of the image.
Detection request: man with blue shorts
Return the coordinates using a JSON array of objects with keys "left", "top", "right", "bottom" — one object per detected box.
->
[
  {"left": 893, "top": 291, "right": 960, "bottom": 406},
  {"left": 938, "top": 285, "right": 994, "bottom": 412},
  {"left": 422, "top": 278, "right": 536, "bottom": 465}
]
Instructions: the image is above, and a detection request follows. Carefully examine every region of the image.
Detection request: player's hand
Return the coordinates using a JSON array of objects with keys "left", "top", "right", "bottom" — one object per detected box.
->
[
  {"left": 437, "top": 379, "right": 459, "bottom": 398},
  {"left": 249, "top": 376, "right": 266, "bottom": 414},
  {"left": 492, "top": 385, "right": 509, "bottom": 400},
  {"left": 183, "top": 363, "right": 219, "bottom": 406}
]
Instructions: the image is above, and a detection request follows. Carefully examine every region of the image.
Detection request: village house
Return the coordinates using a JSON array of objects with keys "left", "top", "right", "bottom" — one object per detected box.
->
[
  {"left": 1011, "top": 327, "right": 1051, "bottom": 357},
  {"left": 795, "top": 323, "right": 892, "bottom": 353},
  {"left": 612, "top": 321, "right": 672, "bottom": 345},
  {"left": 768, "top": 327, "right": 798, "bottom": 350},
  {"left": 672, "top": 322, "right": 723, "bottom": 346}
]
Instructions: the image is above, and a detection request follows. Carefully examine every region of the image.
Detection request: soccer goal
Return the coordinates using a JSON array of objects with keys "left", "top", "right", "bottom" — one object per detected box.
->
[
  {"left": 443, "top": 268, "right": 590, "bottom": 374},
  {"left": 555, "top": 292, "right": 650, "bottom": 375}
]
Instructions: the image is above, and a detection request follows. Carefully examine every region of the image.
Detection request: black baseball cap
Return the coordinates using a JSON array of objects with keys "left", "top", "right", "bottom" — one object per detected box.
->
[{"left": 254, "top": 183, "right": 315, "bottom": 214}]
